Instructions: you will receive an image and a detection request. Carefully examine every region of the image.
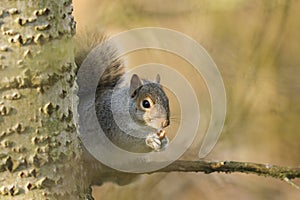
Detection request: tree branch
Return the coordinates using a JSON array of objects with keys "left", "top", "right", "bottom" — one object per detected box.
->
[
  {"left": 153, "top": 160, "right": 300, "bottom": 181},
  {"left": 87, "top": 150, "right": 300, "bottom": 188}
]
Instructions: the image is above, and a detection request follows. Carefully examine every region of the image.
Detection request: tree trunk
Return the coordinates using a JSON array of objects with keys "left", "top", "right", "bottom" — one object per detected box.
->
[{"left": 0, "top": 1, "right": 91, "bottom": 199}]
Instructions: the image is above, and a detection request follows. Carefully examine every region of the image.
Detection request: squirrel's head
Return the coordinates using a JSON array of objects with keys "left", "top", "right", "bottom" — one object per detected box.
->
[{"left": 128, "top": 74, "right": 170, "bottom": 130}]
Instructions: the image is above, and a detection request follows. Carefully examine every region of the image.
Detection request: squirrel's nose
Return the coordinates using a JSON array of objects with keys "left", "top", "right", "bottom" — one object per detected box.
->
[{"left": 162, "top": 119, "right": 169, "bottom": 128}]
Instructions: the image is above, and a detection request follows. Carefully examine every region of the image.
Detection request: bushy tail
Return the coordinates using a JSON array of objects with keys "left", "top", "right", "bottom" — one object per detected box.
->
[
  {"left": 75, "top": 31, "right": 125, "bottom": 93},
  {"left": 97, "top": 46, "right": 124, "bottom": 91},
  {"left": 75, "top": 30, "right": 106, "bottom": 68}
]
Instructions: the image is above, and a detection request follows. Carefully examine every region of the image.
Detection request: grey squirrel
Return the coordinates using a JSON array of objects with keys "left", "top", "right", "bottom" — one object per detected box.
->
[{"left": 75, "top": 32, "right": 170, "bottom": 153}]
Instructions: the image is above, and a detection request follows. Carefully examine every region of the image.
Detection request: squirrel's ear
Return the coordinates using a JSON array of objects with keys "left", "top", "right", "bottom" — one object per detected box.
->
[
  {"left": 155, "top": 74, "right": 160, "bottom": 83},
  {"left": 129, "top": 74, "right": 142, "bottom": 98}
]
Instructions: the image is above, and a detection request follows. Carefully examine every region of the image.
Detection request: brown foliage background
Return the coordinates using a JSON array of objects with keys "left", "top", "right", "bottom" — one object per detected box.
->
[{"left": 73, "top": 1, "right": 300, "bottom": 199}]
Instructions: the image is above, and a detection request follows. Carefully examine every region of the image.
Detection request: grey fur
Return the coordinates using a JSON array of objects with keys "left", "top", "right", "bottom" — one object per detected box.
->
[{"left": 91, "top": 43, "right": 170, "bottom": 153}]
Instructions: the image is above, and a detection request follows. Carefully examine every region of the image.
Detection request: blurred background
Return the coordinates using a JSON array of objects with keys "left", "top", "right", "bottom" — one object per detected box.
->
[{"left": 73, "top": 0, "right": 300, "bottom": 199}]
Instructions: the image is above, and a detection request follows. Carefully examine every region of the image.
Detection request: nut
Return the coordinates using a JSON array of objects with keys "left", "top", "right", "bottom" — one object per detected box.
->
[{"left": 156, "top": 129, "right": 166, "bottom": 140}]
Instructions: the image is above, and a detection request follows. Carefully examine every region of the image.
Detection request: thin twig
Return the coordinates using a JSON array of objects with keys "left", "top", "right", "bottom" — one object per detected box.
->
[{"left": 283, "top": 177, "right": 300, "bottom": 191}]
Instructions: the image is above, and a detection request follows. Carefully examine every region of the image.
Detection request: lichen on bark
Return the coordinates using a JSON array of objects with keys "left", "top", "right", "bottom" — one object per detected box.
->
[{"left": 0, "top": 1, "right": 90, "bottom": 199}]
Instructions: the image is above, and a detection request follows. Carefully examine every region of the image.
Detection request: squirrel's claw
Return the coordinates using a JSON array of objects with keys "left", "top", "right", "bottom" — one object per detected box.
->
[{"left": 145, "top": 133, "right": 168, "bottom": 152}]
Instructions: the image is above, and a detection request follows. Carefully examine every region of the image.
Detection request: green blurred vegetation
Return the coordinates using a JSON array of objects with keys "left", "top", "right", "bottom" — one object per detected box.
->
[{"left": 73, "top": 0, "right": 300, "bottom": 199}]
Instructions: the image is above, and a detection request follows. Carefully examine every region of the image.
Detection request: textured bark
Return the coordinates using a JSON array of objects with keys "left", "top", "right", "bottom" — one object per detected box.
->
[{"left": 0, "top": 1, "right": 90, "bottom": 199}]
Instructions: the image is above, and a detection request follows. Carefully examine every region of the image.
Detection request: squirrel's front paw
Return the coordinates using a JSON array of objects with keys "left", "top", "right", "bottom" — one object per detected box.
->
[{"left": 145, "top": 133, "right": 169, "bottom": 152}]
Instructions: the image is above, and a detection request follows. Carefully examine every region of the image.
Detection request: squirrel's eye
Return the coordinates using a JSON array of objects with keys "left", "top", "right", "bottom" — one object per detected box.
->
[
  {"left": 140, "top": 97, "right": 153, "bottom": 110},
  {"left": 142, "top": 100, "right": 151, "bottom": 109}
]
